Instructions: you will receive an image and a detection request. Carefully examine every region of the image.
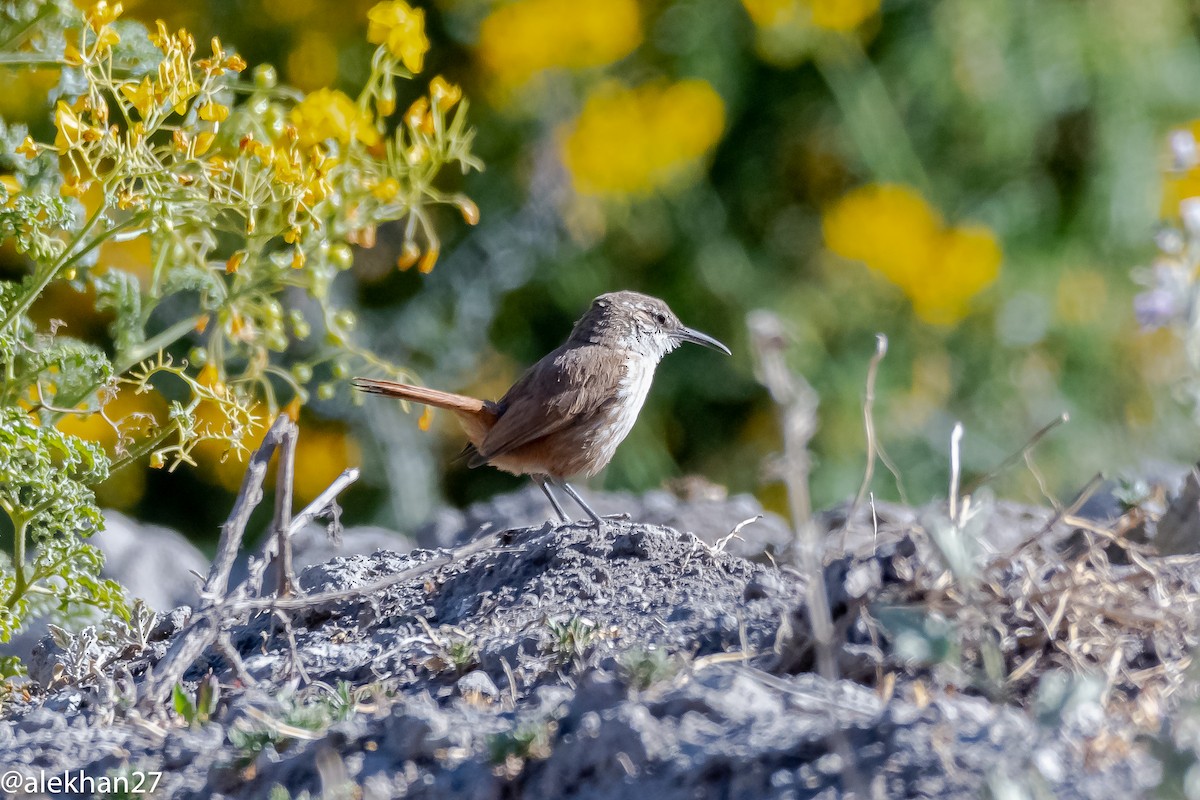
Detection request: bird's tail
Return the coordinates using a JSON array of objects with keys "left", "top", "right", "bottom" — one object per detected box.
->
[{"left": 351, "top": 377, "right": 493, "bottom": 415}]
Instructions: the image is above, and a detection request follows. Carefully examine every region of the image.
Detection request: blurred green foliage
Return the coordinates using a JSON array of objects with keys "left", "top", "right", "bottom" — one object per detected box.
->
[
  {"left": 5, "top": 0, "right": 1199, "bottom": 539},
  {"left": 0, "top": 0, "right": 479, "bottom": 652}
]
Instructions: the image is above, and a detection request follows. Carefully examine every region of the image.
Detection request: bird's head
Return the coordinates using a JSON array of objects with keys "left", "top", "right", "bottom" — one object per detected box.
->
[{"left": 570, "top": 291, "right": 731, "bottom": 361}]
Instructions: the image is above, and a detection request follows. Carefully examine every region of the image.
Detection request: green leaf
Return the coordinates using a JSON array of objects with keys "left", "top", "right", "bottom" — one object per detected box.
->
[{"left": 173, "top": 683, "right": 197, "bottom": 723}]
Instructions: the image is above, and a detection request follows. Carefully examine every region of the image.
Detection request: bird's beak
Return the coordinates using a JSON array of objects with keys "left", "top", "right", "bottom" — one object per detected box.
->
[{"left": 676, "top": 326, "right": 732, "bottom": 355}]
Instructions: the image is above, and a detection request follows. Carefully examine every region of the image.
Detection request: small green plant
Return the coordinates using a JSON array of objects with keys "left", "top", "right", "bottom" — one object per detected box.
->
[
  {"left": 487, "top": 720, "right": 554, "bottom": 769},
  {"left": 446, "top": 636, "right": 480, "bottom": 674},
  {"left": 172, "top": 673, "right": 219, "bottom": 725},
  {"left": 545, "top": 617, "right": 601, "bottom": 667},
  {"left": 228, "top": 681, "right": 359, "bottom": 765},
  {"left": 0, "top": 0, "right": 479, "bottom": 674},
  {"left": 618, "top": 647, "right": 678, "bottom": 691}
]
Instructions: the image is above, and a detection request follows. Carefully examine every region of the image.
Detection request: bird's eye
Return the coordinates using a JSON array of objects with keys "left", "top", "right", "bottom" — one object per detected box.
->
[{"left": 653, "top": 312, "right": 668, "bottom": 325}]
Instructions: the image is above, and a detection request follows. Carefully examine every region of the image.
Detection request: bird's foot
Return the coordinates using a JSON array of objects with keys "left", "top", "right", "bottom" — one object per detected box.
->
[{"left": 602, "top": 512, "right": 631, "bottom": 522}]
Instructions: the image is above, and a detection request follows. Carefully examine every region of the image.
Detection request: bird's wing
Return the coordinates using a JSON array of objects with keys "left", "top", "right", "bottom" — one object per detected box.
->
[{"left": 473, "top": 344, "right": 622, "bottom": 466}]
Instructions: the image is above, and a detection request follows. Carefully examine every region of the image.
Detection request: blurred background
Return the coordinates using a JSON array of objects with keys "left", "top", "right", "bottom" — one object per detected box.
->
[{"left": 6, "top": 0, "right": 1199, "bottom": 544}]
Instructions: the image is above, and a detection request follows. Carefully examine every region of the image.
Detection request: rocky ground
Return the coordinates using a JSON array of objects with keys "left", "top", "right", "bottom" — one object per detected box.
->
[{"left": 2, "top": 485, "right": 1200, "bottom": 798}]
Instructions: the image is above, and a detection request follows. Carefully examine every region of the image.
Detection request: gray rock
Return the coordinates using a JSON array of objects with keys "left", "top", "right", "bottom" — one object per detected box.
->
[
  {"left": 97, "top": 510, "right": 209, "bottom": 610},
  {"left": 0, "top": 502, "right": 1169, "bottom": 800},
  {"left": 414, "top": 485, "right": 791, "bottom": 558}
]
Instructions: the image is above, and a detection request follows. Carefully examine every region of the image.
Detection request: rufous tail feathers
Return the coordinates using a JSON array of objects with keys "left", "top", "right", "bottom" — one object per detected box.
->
[
  {"left": 351, "top": 377, "right": 494, "bottom": 416},
  {"left": 353, "top": 377, "right": 499, "bottom": 450}
]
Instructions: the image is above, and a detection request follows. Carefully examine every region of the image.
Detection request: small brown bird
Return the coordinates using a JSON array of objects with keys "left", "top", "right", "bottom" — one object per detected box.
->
[{"left": 353, "top": 291, "right": 730, "bottom": 528}]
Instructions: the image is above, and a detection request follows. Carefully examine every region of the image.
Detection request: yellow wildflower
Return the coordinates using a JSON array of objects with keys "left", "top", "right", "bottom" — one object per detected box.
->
[
  {"left": 561, "top": 80, "right": 725, "bottom": 197},
  {"left": 291, "top": 88, "right": 380, "bottom": 148},
  {"left": 822, "top": 183, "right": 940, "bottom": 290},
  {"left": 418, "top": 244, "right": 438, "bottom": 273},
  {"left": 741, "top": 0, "right": 879, "bottom": 33},
  {"left": 292, "top": 423, "right": 360, "bottom": 503},
  {"left": 63, "top": 38, "right": 83, "bottom": 67},
  {"left": 430, "top": 76, "right": 462, "bottom": 111},
  {"left": 86, "top": 1, "right": 123, "bottom": 32},
  {"left": 119, "top": 77, "right": 156, "bottom": 119},
  {"left": 810, "top": 0, "right": 880, "bottom": 31},
  {"left": 16, "top": 136, "right": 37, "bottom": 159},
  {"left": 822, "top": 183, "right": 1002, "bottom": 325},
  {"left": 371, "top": 177, "right": 401, "bottom": 201},
  {"left": 405, "top": 96, "right": 434, "bottom": 136},
  {"left": 287, "top": 31, "right": 339, "bottom": 91},
  {"left": 60, "top": 174, "right": 91, "bottom": 198},
  {"left": 454, "top": 194, "right": 480, "bottom": 225},
  {"left": 53, "top": 101, "right": 87, "bottom": 150},
  {"left": 193, "top": 131, "right": 216, "bottom": 155},
  {"left": 198, "top": 101, "right": 230, "bottom": 122},
  {"left": 478, "top": 0, "right": 641, "bottom": 91},
  {"left": 396, "top": 240, "right": 420, "bottom": 270},
  {"left": 149, "top": 20, "right": 171, "bottom": 51},
  {"left": 94, "top": 25, "right": 120, "bottom": 52},
  {"left": 366, "top": 0, "right": 429, "bottom": 73}
]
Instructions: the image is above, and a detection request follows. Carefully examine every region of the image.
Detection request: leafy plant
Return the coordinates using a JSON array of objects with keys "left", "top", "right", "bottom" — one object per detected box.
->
[
  {"left": 618, "top": 646, "right": 678, "bottom": 691},
  {"left": 173, "top": 673, "right": 219, "bottom": 725},
  {"left": 0, "top": 0, "right": 479, "bottom": 670},
  {"left": 487, "top": 720, "right": 553, "bottom": 768},
  {"left": 227, "top": 681, "right": 360, "bottom": 765},
  {"left": 544, "top": 617, "right": 601, "bottom": 667}
]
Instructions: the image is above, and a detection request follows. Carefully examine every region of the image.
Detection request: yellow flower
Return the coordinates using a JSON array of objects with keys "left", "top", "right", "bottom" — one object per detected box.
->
[
  {"left": 404, "top": 96, "right": 432, "bottom": 134},
  {"left": 366, "top": 0, "right": 429, "bottom": 73},
  {"left": 120, "top": 77, "right": 157, "bottom": 119},
  {"left": 292, "top": 423, "right": 360, "bottom": 503},
  {"left": 198, "top": 101, "right": 230, "bottom": 122},
  {"left": 53, "top": 101, "right": 87, "bottom": 150},
  {"left": 63, "top": 38, "right": 83, "bottom": 67},
  {"left": 56, "top": 383, "right": 164, "bottom": 510},
  {"left": 86, "top": 1, "right": 123, "bottom": 32},
  {"left": 430, "top": 75, "right": 462, "bottom": 112},
  {"left": 193, "top": 131, "right": 216, "bottom": 155},
  {"left": 561, "top": 80, "right": 725, "bottom": 197},
  {"left": 371, "top": 177, "right": 401, "bottom": 201},
  {"left": 478, "top": 0, "right": 641, "bottom": 91},
  {"left": 94, "top": 25, "right": 120, "bottom": 52},
  {"left": 418, "top": 243, "right": 439, "bottom": 273},
  {"left": 290, "top": 88, "right": 380, "bottom": 148},
  {"left": 822, "top": 183, "right": 1001, "bottom": 325},
  {"left": 809, "top": 0, "right": 880, "bottom": 31},
  {"left": 16, "top": 136, "right": 37, "bottom": 159},
  {"left": 742, "top": 0, "right": 879, "bottom": 33},
  {"left": 396, "top": 240, "right": 420, "bottom": 270},
  {"left": 822, "top": 183, "right": 940, "bottom": 289}
]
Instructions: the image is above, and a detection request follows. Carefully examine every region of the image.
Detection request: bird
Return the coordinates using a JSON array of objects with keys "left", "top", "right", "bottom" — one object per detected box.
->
[{"left": 353, "top": 291, "right": 731, "bottom": 528}]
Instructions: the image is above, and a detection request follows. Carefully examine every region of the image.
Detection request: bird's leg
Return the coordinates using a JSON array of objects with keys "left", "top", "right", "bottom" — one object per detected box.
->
[
  {"left": 558, "top": 481, "right": 605, "bottom": 529},
  {"left": 534, "top": 476, "right": 571, "bottom": 524}
]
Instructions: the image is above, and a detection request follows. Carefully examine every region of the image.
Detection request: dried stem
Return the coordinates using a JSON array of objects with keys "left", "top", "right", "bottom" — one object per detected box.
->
[
  {"left": 837, "top": 334, "right": 897, "bottom": 551},
  {"left": 747, "top": 311, "right": 819, "bottom": 527},
  {"left": 746, "top": 311, "right": 835, "bottom": 679},
  {"left": 949, "top": 422, "right": 964, "bottom": 524},
  {"left": 141, "top": 414, "right": 348, "bottom": 707},
  {"left": 203, "top": 414, "right": 293, "bottom": 602},
  {"left": 273, "top": 417, "right": 298, "bottom": 598}
]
